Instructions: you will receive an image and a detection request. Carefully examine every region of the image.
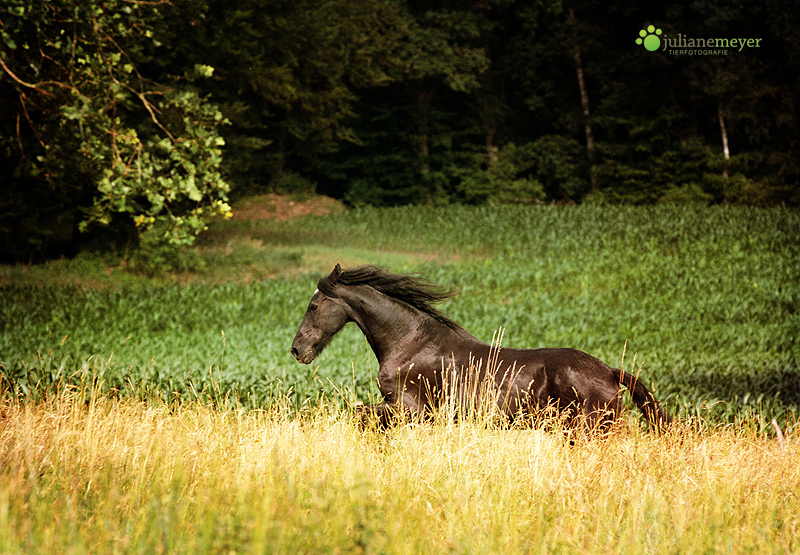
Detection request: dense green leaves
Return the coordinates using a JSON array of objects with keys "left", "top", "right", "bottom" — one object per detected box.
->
[
  {"left": 0, "top": 0, "right": 231, "bottom": 258},
  {"left": 1, "top": 0, "right": 798, "bottom": 260}
]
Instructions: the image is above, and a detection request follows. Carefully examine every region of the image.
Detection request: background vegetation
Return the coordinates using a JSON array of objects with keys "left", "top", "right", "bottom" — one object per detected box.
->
[
  {"left": 2, "top": 0, "right": 798, "bottom": 260},
  {"left": 2, "top": 200, "right": 798, "bottom": 426}
]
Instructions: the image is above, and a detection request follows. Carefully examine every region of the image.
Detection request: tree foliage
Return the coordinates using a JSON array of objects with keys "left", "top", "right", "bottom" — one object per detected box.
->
[
  {"left": 0, "top": 0, "right": 230, "bottom": 259},
  {"left": 1, "top": 0, "right": 797, "bottom": 259}
]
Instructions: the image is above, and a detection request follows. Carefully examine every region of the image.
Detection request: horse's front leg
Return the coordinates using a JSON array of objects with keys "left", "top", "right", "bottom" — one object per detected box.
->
[
  {"left": 355, "top": 391, "right": 425, "bottom": 429},
  {"left": 354, "top": 402, "right": 401, "bottom": 428}
]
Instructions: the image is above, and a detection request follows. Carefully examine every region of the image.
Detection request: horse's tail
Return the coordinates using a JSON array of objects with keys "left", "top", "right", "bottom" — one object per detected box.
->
[{"left": 612, "top": 368, "right": 672, "bottom": 430}]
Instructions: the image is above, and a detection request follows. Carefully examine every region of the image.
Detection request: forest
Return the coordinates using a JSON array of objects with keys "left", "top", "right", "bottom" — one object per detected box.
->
[{"left": 1, "top": 0, "right": 798, "bottom": 259}]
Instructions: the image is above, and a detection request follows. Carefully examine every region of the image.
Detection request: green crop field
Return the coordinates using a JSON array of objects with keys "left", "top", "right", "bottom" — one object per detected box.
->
[
  {"left": 2, "top": 201, "right": 798, "bottom": 424},
  {"left": 2, "top": 200, "right": 800, "bottom": 554}
]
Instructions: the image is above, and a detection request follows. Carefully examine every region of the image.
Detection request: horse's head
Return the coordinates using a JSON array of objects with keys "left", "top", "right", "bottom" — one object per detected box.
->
[{"left": 290, "top": 264, "right": 349, "bottom": 364}]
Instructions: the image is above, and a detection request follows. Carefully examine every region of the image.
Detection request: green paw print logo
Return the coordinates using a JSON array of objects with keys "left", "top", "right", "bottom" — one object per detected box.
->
[{"left": 636, "top": 25, "right": 662, "bottom": 51}]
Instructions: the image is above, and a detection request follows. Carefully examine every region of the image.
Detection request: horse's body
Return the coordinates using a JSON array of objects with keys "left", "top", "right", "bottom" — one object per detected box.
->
[{"left": 290, "top": 264, "right": 671, "bottom": 429}]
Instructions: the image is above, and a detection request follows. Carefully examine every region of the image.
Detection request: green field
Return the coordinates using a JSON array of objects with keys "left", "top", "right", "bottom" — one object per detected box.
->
[{"left": 2, "top": 201, "right": 799, "bottom": 424}]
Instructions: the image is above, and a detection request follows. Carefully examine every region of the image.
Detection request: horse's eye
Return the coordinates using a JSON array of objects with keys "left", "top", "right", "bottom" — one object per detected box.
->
[{"left": 308, "top": 303, "right": 318, "bottom": 312}]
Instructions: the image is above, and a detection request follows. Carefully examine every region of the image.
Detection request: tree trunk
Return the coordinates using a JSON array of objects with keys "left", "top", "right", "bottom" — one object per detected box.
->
[
  {"left": 718, "top": 99, "right": 730, "bottom": 178},
  {"left": 270, "top": 128, "right": 286, "bottom": 191},
  {"left": 415, "top": 88, "right": 437, "bottom": 203},
  {"left": 419, "top": 128, "right": 431, "bottom": 175},
  {"left": 417, "top": 90, "right": 432, "bottom": 176},
  {"left": 567, "top": 6, "right": 598, "bottom": 191},
  {"left": 485, "top": 126, "right": 498, "bottom": 167}
]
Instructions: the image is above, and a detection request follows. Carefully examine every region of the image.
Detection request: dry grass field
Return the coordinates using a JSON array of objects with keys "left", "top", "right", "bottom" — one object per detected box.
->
[{"left": 1, "top": 384, "right": 797, "bottom": 554}]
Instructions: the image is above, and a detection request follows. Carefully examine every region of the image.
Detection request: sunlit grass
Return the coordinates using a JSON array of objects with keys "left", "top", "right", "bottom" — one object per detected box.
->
[{"left": 1, "top": 385, "right": 798, "bottom": 554}]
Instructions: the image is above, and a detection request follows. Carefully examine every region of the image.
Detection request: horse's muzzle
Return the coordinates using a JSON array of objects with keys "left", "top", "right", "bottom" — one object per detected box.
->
[{"left": 290, "top": 345, "right": 315, "bottom": 364}]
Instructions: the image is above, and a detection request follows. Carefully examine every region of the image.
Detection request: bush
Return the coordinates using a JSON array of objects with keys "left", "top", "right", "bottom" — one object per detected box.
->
[{"left": 128, "top": 230, "right": 207, "bottom": 276}]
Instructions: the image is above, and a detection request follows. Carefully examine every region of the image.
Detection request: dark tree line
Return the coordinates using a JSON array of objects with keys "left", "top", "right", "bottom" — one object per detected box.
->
[{"left": 1, "top": 0, "right": 798, "bottom": 258}]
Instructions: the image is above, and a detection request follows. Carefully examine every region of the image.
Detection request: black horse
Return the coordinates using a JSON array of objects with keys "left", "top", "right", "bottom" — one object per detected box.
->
[{"left": 291, "top": 264, "right": 671, "bottom": 430}]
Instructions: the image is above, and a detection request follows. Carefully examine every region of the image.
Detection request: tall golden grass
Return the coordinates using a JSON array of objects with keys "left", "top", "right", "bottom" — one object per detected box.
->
[{"left": 1, "top": 384, "right": 797, "bottom": 554}]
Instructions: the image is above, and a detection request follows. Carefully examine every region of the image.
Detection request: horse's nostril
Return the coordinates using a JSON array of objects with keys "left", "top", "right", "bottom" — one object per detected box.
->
[{"left": 290, "top": 346, "right": 300, "bottom": 358}]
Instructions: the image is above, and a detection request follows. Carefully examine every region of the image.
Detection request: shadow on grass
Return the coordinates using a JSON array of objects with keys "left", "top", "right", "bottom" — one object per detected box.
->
[{"left": 661, "top": 363, "right": 800, "bottom": 422}]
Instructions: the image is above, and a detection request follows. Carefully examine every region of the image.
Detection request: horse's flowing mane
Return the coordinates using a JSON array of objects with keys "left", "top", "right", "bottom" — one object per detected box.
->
[{"left": 317, "top": 265, "right": 461, "bottom": 329}]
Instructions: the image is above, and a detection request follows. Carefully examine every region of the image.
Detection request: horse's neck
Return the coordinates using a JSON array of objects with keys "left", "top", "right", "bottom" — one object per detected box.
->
[{"left": 342, "top": 285, "right": 465, "bottom": 363}]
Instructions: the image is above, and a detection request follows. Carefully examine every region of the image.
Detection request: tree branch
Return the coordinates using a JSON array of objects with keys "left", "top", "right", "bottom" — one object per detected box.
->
[{"left": 0, "top": 52, "right": 70, "bottom": 96}]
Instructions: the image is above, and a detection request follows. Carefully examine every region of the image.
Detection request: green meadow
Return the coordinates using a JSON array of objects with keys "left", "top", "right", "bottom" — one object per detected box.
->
[{"left": 2, "top": 201, "right": 797, "bottom": 424}]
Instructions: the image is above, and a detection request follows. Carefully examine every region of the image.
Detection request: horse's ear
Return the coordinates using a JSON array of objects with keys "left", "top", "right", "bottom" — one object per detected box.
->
[{"left": 328, "top": 263, "right": 342, "bottom": 284}]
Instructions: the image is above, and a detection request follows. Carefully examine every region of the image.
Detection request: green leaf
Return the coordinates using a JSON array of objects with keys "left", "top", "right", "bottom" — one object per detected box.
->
[{"left": 1, "top": 30, "right": 17, "bottom": 50}]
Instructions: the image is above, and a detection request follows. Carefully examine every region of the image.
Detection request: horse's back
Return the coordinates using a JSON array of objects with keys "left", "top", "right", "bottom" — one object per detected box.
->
[
  {"left": 498, "top": 346, "right": 621, "bottom": 405},
  {"left": 502, "top": 346, "right": 614, "bottom": 375}
]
